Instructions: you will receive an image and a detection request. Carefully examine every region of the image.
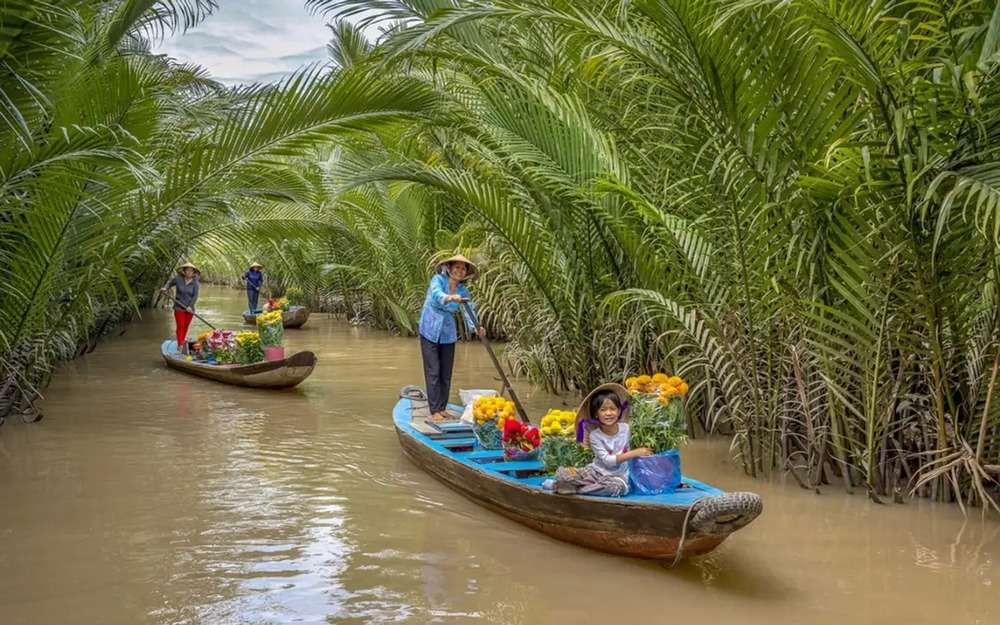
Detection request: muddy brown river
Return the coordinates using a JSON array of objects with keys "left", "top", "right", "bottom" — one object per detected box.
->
[{"left": 1, "top": 288, "right": 997, "bottom": 624}]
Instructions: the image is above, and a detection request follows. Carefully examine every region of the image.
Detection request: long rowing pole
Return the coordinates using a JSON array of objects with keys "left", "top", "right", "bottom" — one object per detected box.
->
[
  {"left": 162, "top": 293, "right": 217, "bottom": 330},
  {"left": 460, "top": 300, "right": 530, "bottom": 424}
]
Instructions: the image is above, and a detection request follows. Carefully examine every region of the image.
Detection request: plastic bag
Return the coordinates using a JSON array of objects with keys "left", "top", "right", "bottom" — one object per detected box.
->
[
  {"left": 629, "top": 449, "right": 682, "bottom": 495},
  {"left": 473, "top": 420, "right": 503, "bottom": 449},
  {"left": 459, "top": 388, "right": 498, "bottom": 423}
]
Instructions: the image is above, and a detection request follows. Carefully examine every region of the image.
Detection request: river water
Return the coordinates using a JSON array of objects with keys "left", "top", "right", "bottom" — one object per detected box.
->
[{"left": 1, "top": 288, "right": 997, "bottom": 625}]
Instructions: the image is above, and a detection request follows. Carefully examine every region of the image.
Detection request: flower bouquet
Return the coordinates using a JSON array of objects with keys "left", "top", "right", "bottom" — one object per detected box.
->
[
  {"left": 206, "top": 330, "right": 237, "bottom": 364},
  {"left": 472, "top": 396, "right": 515, "bottom": 450},
  {"left": 265, "top": 297, "right": 290, "bottom": 312},
  {"left": 256, "top": 310, "right": 284, "bottom": 345},
  {"left": 625, "top": 372, "right": 689, "bottom": 494},
  {"left": 285, "top": 287, "right": 303, "bottom": 306},
  {"left": 538, "top": 409, "right": 593, "bottom": 473},
  {"left": 234, "top": 331, "right": 264, "bottom": 364},
  {"left": 502, "top": 419, "right": 541, "bottom": 460}
]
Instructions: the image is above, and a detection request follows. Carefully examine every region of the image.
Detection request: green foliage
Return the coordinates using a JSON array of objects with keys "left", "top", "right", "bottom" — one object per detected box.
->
[
  {"left": 628, "top": 396, "right": 687, "bottom": 454},
  {"left": 301, "top": 0, "right": 1000, "bottom": 509},
  {"left": 540, "top": 436, "right": 594, "bottom": 474}
]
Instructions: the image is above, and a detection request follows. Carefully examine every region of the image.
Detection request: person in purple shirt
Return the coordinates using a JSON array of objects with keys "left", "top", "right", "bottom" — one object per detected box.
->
[
  {"left": 418, "top": 254, "right": 486, "bottom": 421},
  {"left": 242, "top": 262, "right": 265, "bottom": 313}
]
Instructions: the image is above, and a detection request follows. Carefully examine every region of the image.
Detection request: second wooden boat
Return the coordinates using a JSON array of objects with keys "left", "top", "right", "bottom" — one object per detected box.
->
[
  {"left": 393, "top": 393, "right": 762, "bottom": 561},
  {"left": 161, "top": 340, "right": 316, "bottom": 388},
  {"left": 242, "top": 305, "right": 310, "bottom": 328}
]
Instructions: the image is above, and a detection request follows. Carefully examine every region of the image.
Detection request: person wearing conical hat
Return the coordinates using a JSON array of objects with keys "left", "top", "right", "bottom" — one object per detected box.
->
[
  {"left": 160, "top": 263, "right": 200, "bottom": 353},
  {"left": 242, "top": 262, "right": 265, "bottom": 314},
  {"left": 549, "top": 383, "right": 652, "bottom": 497},
  {"left": 418, "top": 253, "right": 486, "bottom": 421}
]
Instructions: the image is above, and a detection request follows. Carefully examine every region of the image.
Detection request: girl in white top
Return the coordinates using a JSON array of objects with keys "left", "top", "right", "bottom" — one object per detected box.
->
[
  {"left": 582, "top": 385, "right": 652, "bottom": 484},
  {"left": 547, "top": 383, "right": 652, "bottom": 497}
]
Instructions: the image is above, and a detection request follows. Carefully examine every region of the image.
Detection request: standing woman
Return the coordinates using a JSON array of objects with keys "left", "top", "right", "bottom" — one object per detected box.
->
[
  {"left": 418, "top": 254, "right": 486, "bottom": 421},
  {"left": 160, "top": 263, "right": 200, "bottom": 353},
  {"left": 242, "top": 262, "right": 265, "bottom": 313}
]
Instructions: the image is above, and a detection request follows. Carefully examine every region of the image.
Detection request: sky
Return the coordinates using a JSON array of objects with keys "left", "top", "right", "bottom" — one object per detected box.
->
[{"left": 155, "top": 0, "right": 335, "bottom": 85}]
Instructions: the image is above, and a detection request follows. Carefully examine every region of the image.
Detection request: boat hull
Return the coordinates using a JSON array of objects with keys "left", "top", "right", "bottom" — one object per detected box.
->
[
  {"left": 242, "top": 306, "right": 310, "bottom": 328},
  {"left": 161, "top": 340, "right": 315, "bottom": 388},
  {"left": 393, "top": 397, "right": 761, "bottom": 561}
]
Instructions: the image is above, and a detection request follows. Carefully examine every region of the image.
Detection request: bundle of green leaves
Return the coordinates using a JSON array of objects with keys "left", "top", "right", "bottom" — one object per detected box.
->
[
  {"left": 629, "top": 395, "right": 687, "bottom": 453},
  {"left": 540, "top": 436, "right": 593, "bottom": 474}
]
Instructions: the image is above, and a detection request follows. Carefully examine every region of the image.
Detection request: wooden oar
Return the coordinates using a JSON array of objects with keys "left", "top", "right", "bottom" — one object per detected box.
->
[
  {"left": 460, "top": 300, "right": 530, "bottom": 424},
  {"left": 162, "top": 293, "right": 217, "bottom": 330}
]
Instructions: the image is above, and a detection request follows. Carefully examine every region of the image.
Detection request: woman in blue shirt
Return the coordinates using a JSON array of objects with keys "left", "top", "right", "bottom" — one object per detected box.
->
[
  {"left": 242, "top": 262, "right": 265, "bottom": 313},
  {"left": 418, "top": 254, "right": 486, "bottom": 421}
]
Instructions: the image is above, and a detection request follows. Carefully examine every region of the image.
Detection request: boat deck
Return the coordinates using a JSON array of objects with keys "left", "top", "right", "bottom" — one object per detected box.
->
[{"left": 394, "top": 397, "right": 722, "bottom": 506}]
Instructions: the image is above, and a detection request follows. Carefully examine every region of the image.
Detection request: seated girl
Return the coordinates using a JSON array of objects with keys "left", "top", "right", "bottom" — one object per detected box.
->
[{"left": 551, "top": 383, "right": 651, "bottom": 497}]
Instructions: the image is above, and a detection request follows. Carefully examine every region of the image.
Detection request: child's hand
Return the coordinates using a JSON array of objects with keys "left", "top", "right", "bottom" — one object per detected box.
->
[{"left": 634, "top": 447, "right": 653, "bottom": 458}]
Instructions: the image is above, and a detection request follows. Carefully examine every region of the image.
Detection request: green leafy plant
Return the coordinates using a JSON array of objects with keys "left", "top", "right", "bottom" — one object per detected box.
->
[
  {"left": 629, "top": 395, "right": 687, "bottom": 454},
  {"left": 540, "top": 436, "right": 594, "bottom": 474}
]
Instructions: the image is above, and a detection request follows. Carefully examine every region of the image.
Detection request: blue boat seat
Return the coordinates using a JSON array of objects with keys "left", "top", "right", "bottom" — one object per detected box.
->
[
  {"left": 460, "top": 450, "right": 505, "bottom": 461},
  {"left": 440, "top": 438, "right": 476, "bottom": 449},
  {"left": 487, "top": 460, "right": 544, "bottom": 473}
]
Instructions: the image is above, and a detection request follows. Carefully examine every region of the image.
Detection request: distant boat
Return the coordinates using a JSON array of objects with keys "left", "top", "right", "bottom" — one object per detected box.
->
[
  {"left": 393, "top": 393, "right": 762, "bottom": 561},
  {"left": 160, "top": 340, "right": 316, "bottom": 389},
  {"left": 242, "top": 305, "right": 310, "bottom": 328}
]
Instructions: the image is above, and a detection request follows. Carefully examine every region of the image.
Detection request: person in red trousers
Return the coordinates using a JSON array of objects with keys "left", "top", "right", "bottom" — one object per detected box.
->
[{"left": 160, "top": 263, "right": 200, "bottom": 353}]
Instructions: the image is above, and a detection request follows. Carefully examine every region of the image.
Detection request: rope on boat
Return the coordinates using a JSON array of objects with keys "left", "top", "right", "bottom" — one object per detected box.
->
[
  {"left": 400, "top": 385, "right": 427, "bottom": 401},
  {"left": 669, "top": 498, "right": 704, "bottom": 568}
]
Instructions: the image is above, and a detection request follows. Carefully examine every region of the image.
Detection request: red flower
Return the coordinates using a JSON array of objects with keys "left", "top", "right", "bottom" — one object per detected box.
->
[
  {"left": 525, "top": 427, "right": 541, "bottom": 447},
  {"left": 502, "top": 418, "right": 525, "bottom": 442}
]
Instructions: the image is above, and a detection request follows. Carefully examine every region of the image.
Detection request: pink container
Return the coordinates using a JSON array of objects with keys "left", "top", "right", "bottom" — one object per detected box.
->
[{"left": 264, "top": 346, "right": 285, "bottom": 362}]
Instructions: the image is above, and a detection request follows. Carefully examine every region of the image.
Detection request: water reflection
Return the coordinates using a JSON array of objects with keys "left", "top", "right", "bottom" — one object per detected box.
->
[{"left": 0, "top": 287, "right": 997, "bottom": 625}]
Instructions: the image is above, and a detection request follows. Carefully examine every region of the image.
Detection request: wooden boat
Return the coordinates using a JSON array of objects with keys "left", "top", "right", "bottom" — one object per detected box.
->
[
  {"left": 393, "top": 394, "right": 763, "bottom": 561},
  {"left": 242, "top": 305, "right": 310, "bottom": 328},
  {"left": 160, "top": 340, "right": 316, "bottom": 388}
]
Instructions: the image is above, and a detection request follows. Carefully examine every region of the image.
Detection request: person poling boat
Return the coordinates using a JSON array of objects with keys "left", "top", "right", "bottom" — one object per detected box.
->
[
  {"left": 241, "top": 262, "right": 265, "bottom": 314},
  {"left": 418, "top": 254, "right": 485, "bottom": 422},
  {"left": 160, "top": 263, "right": 200, "bottom": 353}
]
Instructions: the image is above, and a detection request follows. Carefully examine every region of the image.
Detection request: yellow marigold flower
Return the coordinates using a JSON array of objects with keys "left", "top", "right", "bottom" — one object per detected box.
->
[
  {"left": 668, "top": 376, "right": 683, "bottom": 387},
  {"left": 652, "top": 373, "right": 669, "bottom": 384},
  {"left": 662, "top": 386, "right": 678, "bottom": 398},
  {"left": 678, "top": 382, "right": 689, "bottom": 395},
  {"left": 636, "top": 374, "right": 652, "bottom": 385}
]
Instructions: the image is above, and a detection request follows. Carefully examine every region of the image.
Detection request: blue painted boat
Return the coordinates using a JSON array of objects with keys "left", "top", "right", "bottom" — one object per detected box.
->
[{"left": 393, "top": 394, "right": 762, "bottom": 561}]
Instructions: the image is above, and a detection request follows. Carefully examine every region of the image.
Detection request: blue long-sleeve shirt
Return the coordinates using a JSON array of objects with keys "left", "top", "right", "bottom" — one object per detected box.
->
[
  {"left": 244, "top": 269, "right": 263, "bottom": 291},
  {"left": 418, "top": 272, "right": 476, "bottom": 344}
]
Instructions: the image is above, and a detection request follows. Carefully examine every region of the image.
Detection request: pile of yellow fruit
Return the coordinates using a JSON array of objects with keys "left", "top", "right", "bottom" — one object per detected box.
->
[
  {"left": 626, "top": 372, "right": 689, "bottom": 405},
  {"left": 473, "top": 396, "right": 516, "bottom": 428},
  {"left": 539, "top": 409, "right": 576, "bottom": 438}
]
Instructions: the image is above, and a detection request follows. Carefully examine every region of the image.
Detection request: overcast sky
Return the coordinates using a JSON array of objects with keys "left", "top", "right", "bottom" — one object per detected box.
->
[{"left": 155, "top": 0, "right": 335, "bottom": 85}]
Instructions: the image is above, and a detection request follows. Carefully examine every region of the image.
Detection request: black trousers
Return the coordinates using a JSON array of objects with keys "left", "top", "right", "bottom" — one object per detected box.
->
[{"left": 420, "top": 336, "right": 456, "bottom": 413}]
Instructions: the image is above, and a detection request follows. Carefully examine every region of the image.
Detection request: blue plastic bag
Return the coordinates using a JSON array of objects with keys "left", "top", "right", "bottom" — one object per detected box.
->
[{"left": 629, "top": 449, "right": 682, "bottom": 495}]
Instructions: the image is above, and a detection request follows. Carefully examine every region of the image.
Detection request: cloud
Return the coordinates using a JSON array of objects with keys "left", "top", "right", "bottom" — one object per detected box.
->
[{"left": 154, "top": 0, "right": 332, "bottom": 84}]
